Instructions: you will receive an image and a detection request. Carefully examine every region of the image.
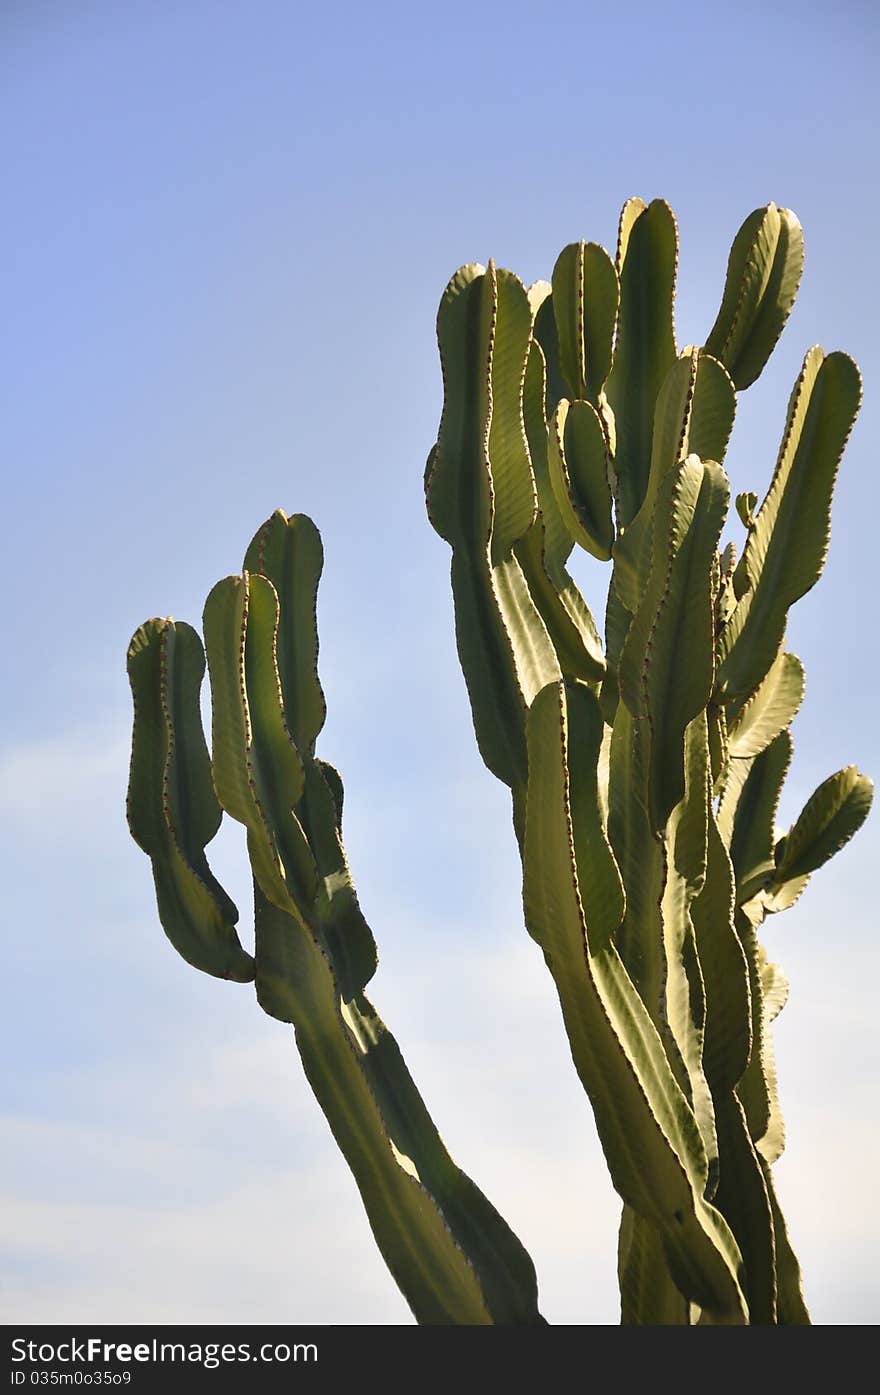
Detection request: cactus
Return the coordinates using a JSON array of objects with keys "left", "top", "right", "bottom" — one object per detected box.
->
[
  {"left": 127, "top": 512, "right": 543, "bottom": 1325},
  {"left": 424, "top": 199, "right": 871, "bottom": 1323},
  {"left": 126, "top": 199, "right": 870, "bottom": 1325}
]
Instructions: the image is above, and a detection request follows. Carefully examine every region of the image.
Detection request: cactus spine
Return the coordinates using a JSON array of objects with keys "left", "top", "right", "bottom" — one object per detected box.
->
[{"left": 126, "top": 200, "right": 870, "bottom": 1324}]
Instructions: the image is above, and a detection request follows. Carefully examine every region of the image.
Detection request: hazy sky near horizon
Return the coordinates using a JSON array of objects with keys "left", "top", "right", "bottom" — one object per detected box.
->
[{"left": 2, "top": 0, "right": 878, "bottom": 1325}]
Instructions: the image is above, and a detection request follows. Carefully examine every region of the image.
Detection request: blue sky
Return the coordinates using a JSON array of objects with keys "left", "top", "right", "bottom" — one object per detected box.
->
[{"left": 2, "top": 0, "right": 877, "bottom": 1324}]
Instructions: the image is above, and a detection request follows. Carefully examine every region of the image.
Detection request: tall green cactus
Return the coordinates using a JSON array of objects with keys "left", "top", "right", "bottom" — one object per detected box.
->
[
  {"left": 425, "top": 198, "right": 871, "bottom": 1324},
  {"left": 126, "top": 199, "right": 870, "bottom": 1325},
  {"left": 127, "top": 513, "right": 543, "bottom": 1325}
]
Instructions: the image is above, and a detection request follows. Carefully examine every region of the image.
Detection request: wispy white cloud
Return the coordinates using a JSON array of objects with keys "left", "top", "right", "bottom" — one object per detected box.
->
[
  {"left": 0, "top": 729, "right": 129, "bottom": 835},
  {"left": 0, "top": 1167, "right": 408, "bottom": 1324}
]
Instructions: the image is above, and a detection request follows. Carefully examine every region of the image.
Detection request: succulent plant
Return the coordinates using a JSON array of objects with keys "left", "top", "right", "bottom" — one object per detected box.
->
[{"left": 126, "top": 200, "right": 871, "bottom": 1324}]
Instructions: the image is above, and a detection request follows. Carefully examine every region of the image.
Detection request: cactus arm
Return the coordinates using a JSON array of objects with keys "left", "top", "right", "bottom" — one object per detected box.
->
[
  {"left": 426, "top": 263, "right": 561, "bottom": 797},
  {"left": 711, "top": 1091, "right": 777, "bottom": 1323},
  {"left": 297, "top": 759, "right": 378, "bottom": 1003},
  {"left": 640, "top": 458, "right": 729, "bottom": 829},
  {"left": 520, "top": 335, "right": 573, "bottom": 582},
  {"left": 550, "top": 240, "right": 618, "bottom": 404},
  {"left": 523, "top": 679, "right": 746, "bottom": 1321},
  {"left": 598, "top": 578, "right": 631, "bottom": 723},
  {"left": 752, "top": 947, "right": 786, "bottom": 1165},
  {"left": 547, "top": 398, "right": 615, "bottom": 560},
  {"left": 532, "top": 288, "right": 568, "bottom": 420},
  {"left": 606, "top": 703, "right": 666, "bottom": 1016},
  {"left": 621, "top": 721, "right": 776, "bottom": 1325},
  {"left": 761, "top": 1160, "right": 810, "bottom": 1324},
  {"left": 724, "top": 731, "right": 792, "bottom": 907},
  {"left": 761, "top": 952, "right": 789, "bottom": 1023},
  {"left": 696, "top": 727, "right": 783, "bottom": 1320},
  {"left": 764, "top": 766, "right": 874, "bottom": 913},
  {"left": 605, "top": 198, "right": 678, "bottom": 526},
  {"left": 717, "top": 348, "right": 862, "bottom": 704},
  {"left": 707, "top": 698, "right": 729, "bottom": 789},
  {"left": 691, "top": 767, "right": 779, "bottom": 1322},
  {"left": 613, "top": 350, "right": 736, "bottom": 614},
  {"left": 704, "top": 205, "right": 804, "bottom": 390},
  {"left": 202, "top": 572, "right": 317, "bottom": 914},
  {"left": 607, "top": 705, "right": 716, "bottom": 1150},
  {"left": 729, "top": 931, "right": 790, "bottom": 1266},
  {"left": 424, "top": 264, "right": 494, "bottom": 551},
  {"left": 715, "top": 751, "right": 750, "bottom": 847},
  {"left": 243, "top": 510, "right": 377, "bottom": 996},
  {"left": 253, "top": 884, "right": 541, "bottom": 1324},
  {"left": 660, "top": 715, "right": 717, "bottom": 1177},
  {"left": 126, "top": 618, "right": 254, "bottom": 982},
  {"left": 608, "top": 683, "right": 717, "bottom": 1152},
  {"left": 485, "top": 269, "right": 539, "bottom": 566},
  {"left": 425, "top": 260, "right": 536, "bottom": 564},
  {"left": 616, "top": 196, "right": 647, "bottom": 264},
  {"left": 691, "top": 806, "right": 751, "bottom": 1098},
  {"left": 727, "top": 651, "right": 805, "bottom": 757},
  {"left": 343, "top": 987, "right": 545, "bottom": 1325},
  {"left": 514, "top": 524, "right": 605, "bottom": 682},
  {"left": 733, "top": 909, "right": 773, "bottom": 1156},
  {"left": 513, "top": 339, "right": 605, "bottom": 681},
  {"left": 489, "top": 555, "right": 565, "bottom": 708},
  {"left": 448, "top": 550, "right": 556, "bottom": 798},
  {"left": 243, "top": 510, "right": 326, "bottom": 757},
  {"left": 619, "top": 456, "right": 729, "bottom": 830},
  {"left": 316, "top": 756, "right": 344, "bottom": 826},
  {"left": 253, "top": 883, "right": 488, "bottom": 1325},
  {"left": 607, "top": 706, "right": 706, "bottom": 1355},
  {"left": 652, "top": 352, "right": 736, "bottom": 479},
  {"left": 618, "top": 1209, "right": 691, "bottom": 1324}
]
